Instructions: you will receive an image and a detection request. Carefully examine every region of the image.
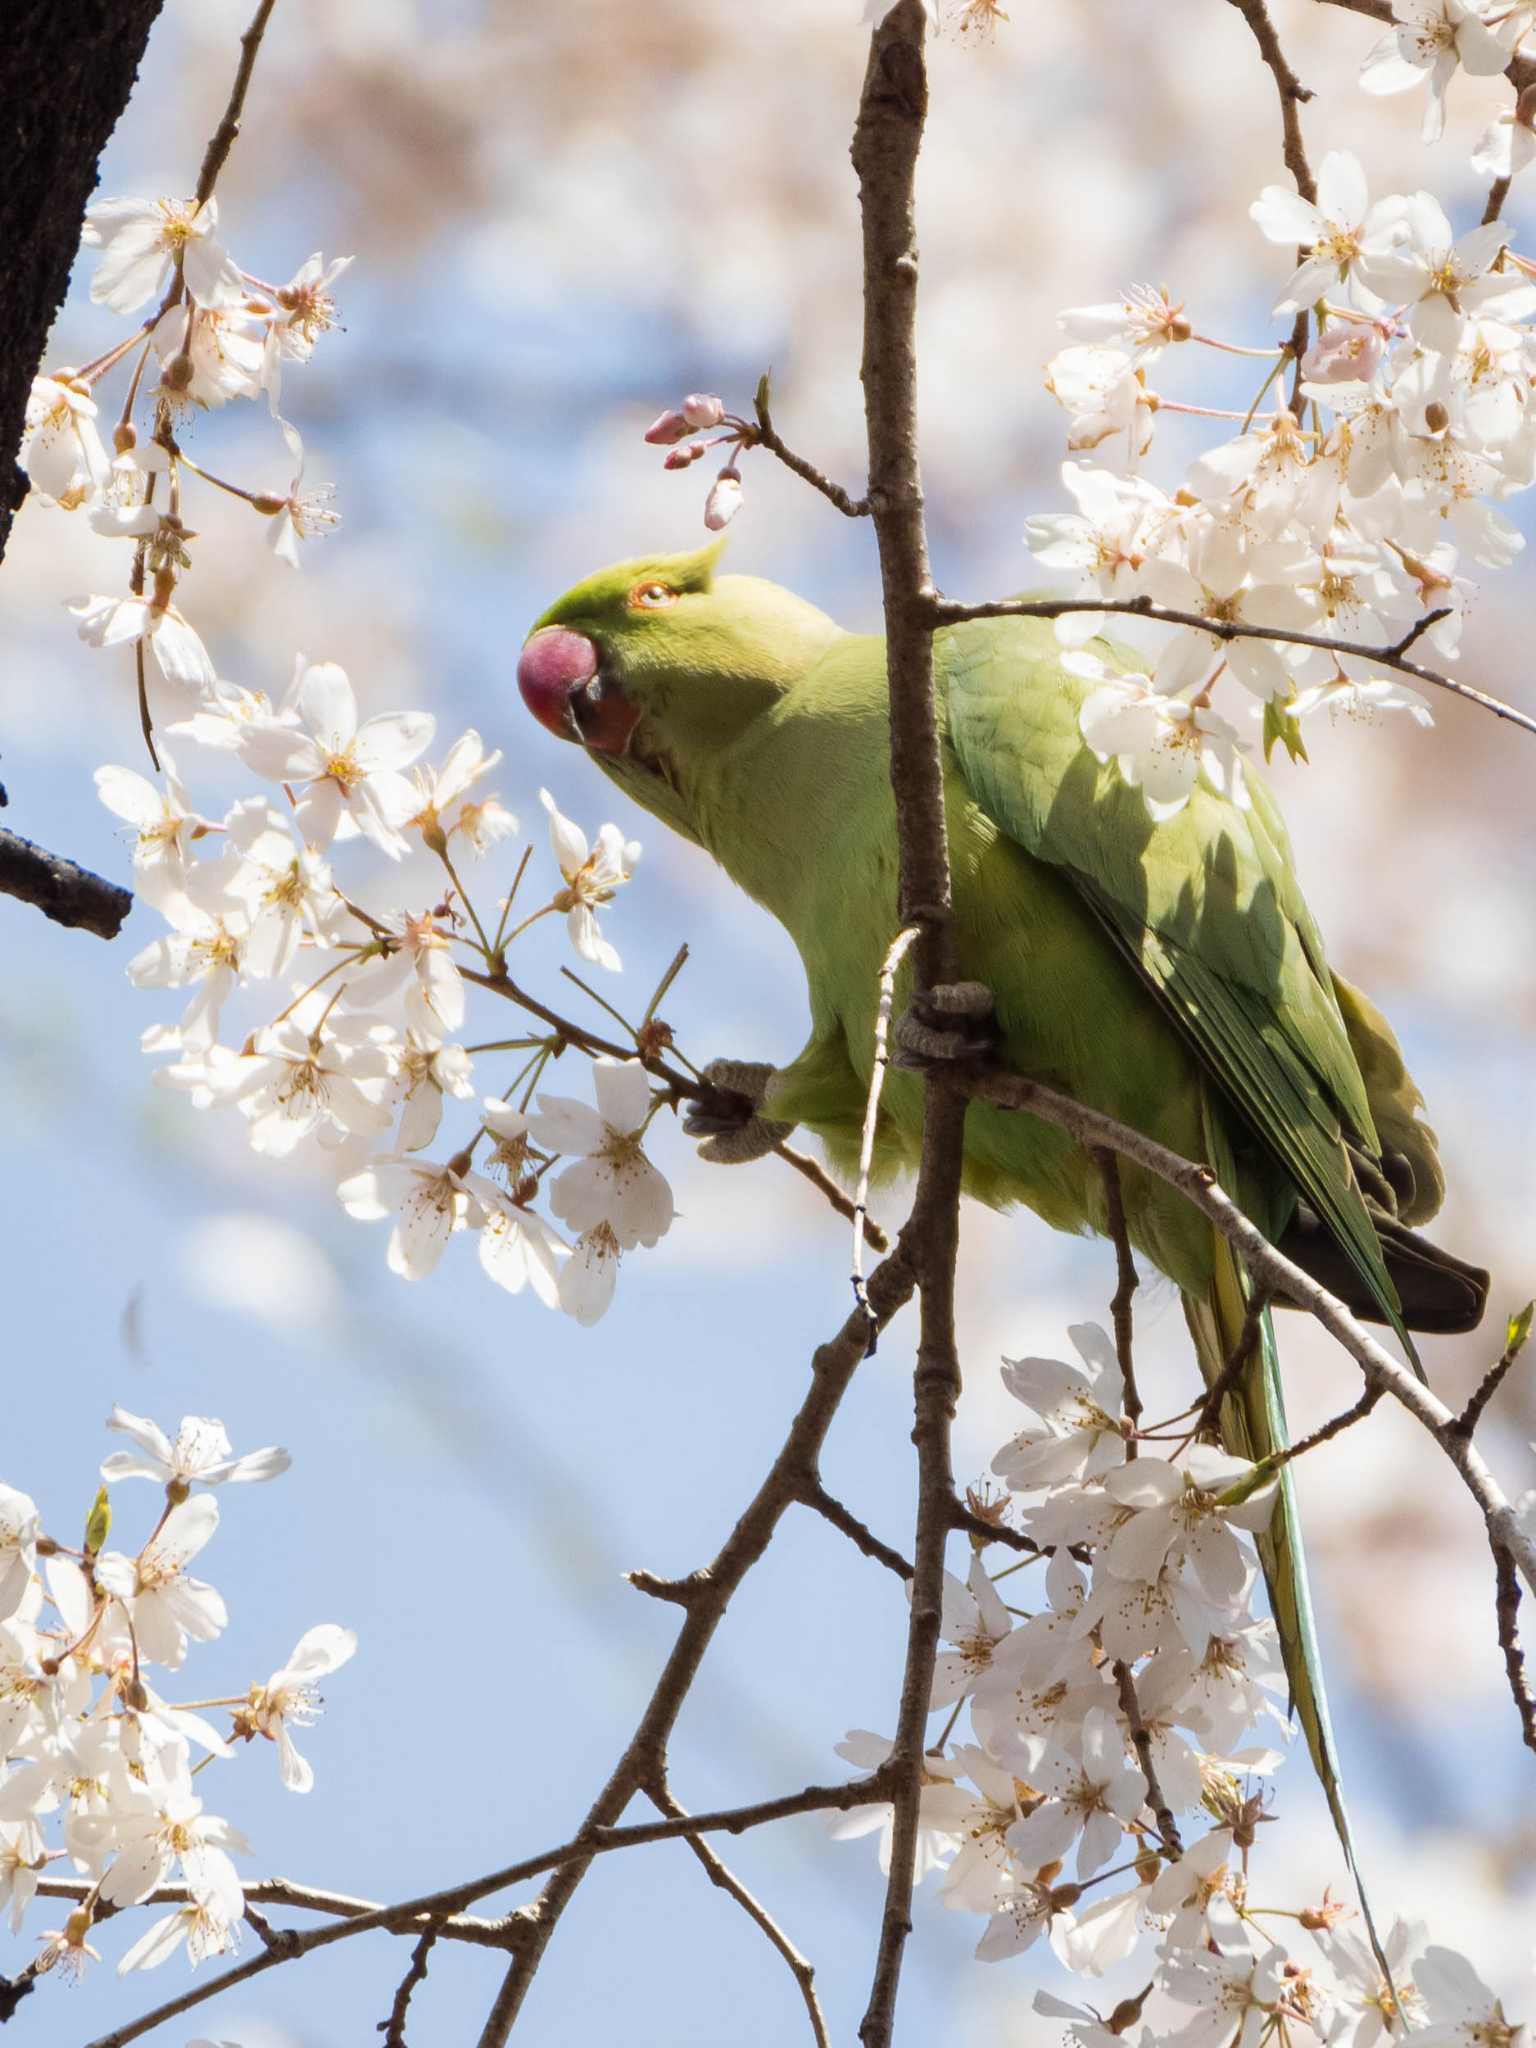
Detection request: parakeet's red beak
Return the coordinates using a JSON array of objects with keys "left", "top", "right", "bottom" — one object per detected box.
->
[{"left": 517, "top": 628, "right": 641, "bottom": 756}]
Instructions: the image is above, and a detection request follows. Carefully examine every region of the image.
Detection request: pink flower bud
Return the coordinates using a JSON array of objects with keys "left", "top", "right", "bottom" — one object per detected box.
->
[
  {"left": 644, "top": 409, "right": 691, "bottom": 445},
  {"left": 663, "top": 441, "right": 707, "bottom": 470},
  {"left": 681, "top": 392, "right": 725, "bottom": 431},
  {"left": 703, "top": 466, "right": 743, "bottom": 531},
  {"left": 1300, "top": 324, "right": 1386, "bottom": 386}
]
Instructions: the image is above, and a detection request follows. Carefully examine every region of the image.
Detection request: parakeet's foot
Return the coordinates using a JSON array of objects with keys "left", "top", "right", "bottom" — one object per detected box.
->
[
  {"left": 892, "top": 980, "right": 999, "bottom": 1072},
  {"left": 682, "top": 1058, "right": 796, "bottom": 1163}
]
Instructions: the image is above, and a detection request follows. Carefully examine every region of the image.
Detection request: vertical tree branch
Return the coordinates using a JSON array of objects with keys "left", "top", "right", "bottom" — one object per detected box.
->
[{"left": 849, "top": 9, "right": 970, "bottom": 2045}]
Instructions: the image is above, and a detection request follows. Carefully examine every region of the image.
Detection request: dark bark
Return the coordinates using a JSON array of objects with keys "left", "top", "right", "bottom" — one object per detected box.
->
[{"left": 1, "top": 0, "right": 167, "bottom": 567}]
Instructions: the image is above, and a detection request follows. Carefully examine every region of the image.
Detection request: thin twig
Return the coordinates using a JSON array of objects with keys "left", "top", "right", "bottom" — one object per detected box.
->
[
  {"left": 646, "top": 1780, "right": 831, "bottom": 2048},
  {"left": 776, "top": 1139, "right": 890, "bottom": 1251},
  {"left": 1453, "top": 1314, "right": 1531, "bottom": 1440},
  {"left": 1114, "top": 1660, "right": 1184, "bottom": 1857},
  {"left": 927, "top": 593, "right": 1536, "bottom": 740},
  {"left": 1096, "top": 1148, "right": 1141, "bottom": 1452},
  {"left": 1224, "top": 0, "right": 1316, "bottom": 408},
  {"left": 1492, "top": 1542, "right": 1536, "bottom": 1756},
  {"left": 799, "top": 1477, "right": 914, "bottom": 1578},
  {"left": 377, "top": 1922, "right": 441, "bottom": 2045},
  {"left": 752, "top": 383, "right": 871, "bottom": 518},
  {"left": 193, "top": 0, "right": 282, "bottom": 205},
  {"left": 1266, "top": 1382, "right": 1382, "bottom": 1466},
  {"left": 1193, "top": 1290, "right": 1268, "bottom": 1442}
]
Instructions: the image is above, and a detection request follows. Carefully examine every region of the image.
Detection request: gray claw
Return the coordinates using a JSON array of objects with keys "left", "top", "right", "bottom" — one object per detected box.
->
[
  {"left": 684, "top": 1057, "right": 795, "bottom": 1164},
  {"left": 892, "top": 981, "right": 998, "bottom": 1072}
]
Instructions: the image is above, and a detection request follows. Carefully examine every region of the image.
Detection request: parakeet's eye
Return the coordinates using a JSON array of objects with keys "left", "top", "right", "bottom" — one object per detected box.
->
[{"left": 630, "top": 581, "right": 678, "bottom": 609}]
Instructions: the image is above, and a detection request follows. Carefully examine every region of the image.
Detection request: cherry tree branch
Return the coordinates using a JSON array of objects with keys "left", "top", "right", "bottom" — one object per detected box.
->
[
  {"left": 378, "top": 1922, "right": 439, "bottom": 2047},
  {"left": 0, "top": 828, "right": 131, "bottom": 939},
  {"left": 752, "top": 379, "right": 871, "bottom": 518},
  {"left": 191, "top": 0, "right": 281, "bottom": 208},
  {"left": 1223, "top": 0, "right": 1316, "bottom": 405},
  {"left": 464, "top": 1241, "right": 919, "bottom": 2046},
  {"left": 1114, "top": 1660, "right": 1183, "bottom": 1856},
  {"left": 645, "top": 1779, "right": 831, "bottom": 2048},
  {"left": 798, "top": 1477, "right": 914, "bottom": 1578},
  {"left": 73, "top": 1770, "right": 897, "bottom": 2048},
  {"left": 928, "top": 593, "right": 1536, "bottom": 739},
  {"left": 1097, "top": 1148, "right": 1142, "bottom": 1447},
  {"left": 961, "top": 1062, "right": 1536, "bottom": 1588},
  {"left": 849, "top": 10, "right": 974, "bottom": 2046}
]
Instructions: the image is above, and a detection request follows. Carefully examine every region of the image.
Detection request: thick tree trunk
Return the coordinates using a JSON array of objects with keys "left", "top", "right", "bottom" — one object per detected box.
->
[
  {"left": 0, "top": 1, "right": 163, "bottom": 939},
  {"left": 1, "top": 0, "right": 166, "bottom": 566}
]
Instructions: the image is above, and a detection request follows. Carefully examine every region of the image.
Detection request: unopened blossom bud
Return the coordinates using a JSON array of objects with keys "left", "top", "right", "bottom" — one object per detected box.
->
[
  {"left": 1300, "top": 324, "right": 1386, "bottom": 385},
  {"left": 681, "top": 392, "right": 725, "bottom": 430},
  {"left": 113, "top": 421, "right": 138, "bottom": 454},
  {"left": 644, "top": 408, "right": 691, "bottom": 445},
  {"left": 161, "top": 352, "right": 195, "bottom": 393},
  {"left": 704, "top": 464, "right": 743, "bottom": 531},
  {"left": 663, "top": 441, "right": 707, "bottom": 471},
  {"left": 83, "top": 1485, "right": 110, "bottom": 1557},
  {"left": 1107, "top": 1986, "right": 1152, "bottom": 2034},
  {"left": 1423, "top": 400, "right": 1450, "bottom": 435}
]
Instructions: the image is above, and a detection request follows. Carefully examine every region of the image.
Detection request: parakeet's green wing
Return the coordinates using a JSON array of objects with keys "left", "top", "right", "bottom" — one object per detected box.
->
[{"left": 941, "top": 615, "right": 1407, "bottom": 1343}]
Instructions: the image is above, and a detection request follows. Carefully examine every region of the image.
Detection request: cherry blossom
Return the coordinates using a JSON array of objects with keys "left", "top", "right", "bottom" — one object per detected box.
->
[
  {"left": 337, "top": 1156, "right": 488, "bottom": 1279},
  {"left": 69, "top": 591, "right": 218, "bottom": 695},
  {"left": 1249, "top": 151, "right": 1402, "bottom": 315},
  {"left": 234, "top": 1624, "right": 357, "bottom": 1793},
  {"left": 0, "top": 1489, "right": 40, "bottom": 1625},
  {"left": 238, "top": 659, "right": 434, "bottom": 857},
  {"left": 1358, "top": 0, "right": 1508, "bottom": 141},
  {"left": 94, "top": 1494, "right": 227, "bottom": 1670},
  {"left": 930, "top": 1557, "right": 1014, "bottom": 1708},
  {"left": 992, "top": 1321, "right": 1128, "bottom": 1490},
  {"left": 529, "top": 1058, "right": 674, "bottom": 1251},
  {"left": 540, "top": 790, "right": 641, "bottom": 973},
  {"left": 20, "top": 376, "right": 110, "bottom": 508},
  {"left": 262, "top": 419, "right": 340, "bottom": 566},
  {"left": 95, "top": 757, "right": 206, "bottom": 911},
  {"left": 81, "top": 195, "right": 243, "bottom": 314},
  {"left": 1068, "top": 642, "right": 1251, "bottom": 818},
  {"left": 100, "top": 1409, "right": 290, "bottom": 1491}
]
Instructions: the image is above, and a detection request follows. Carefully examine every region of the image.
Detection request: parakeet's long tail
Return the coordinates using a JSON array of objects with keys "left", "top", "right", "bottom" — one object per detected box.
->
[{"left": 1184, "top": 1242, "right": 1391, "bottom": 1966}]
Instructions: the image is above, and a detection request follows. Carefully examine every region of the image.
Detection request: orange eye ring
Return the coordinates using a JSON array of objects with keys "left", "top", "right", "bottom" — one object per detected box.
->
[{"left": 629, "top": 581, "right": 678, "bottom": 609}]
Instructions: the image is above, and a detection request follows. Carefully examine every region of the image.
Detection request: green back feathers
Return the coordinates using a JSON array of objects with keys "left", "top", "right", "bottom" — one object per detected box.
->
[{"left": 941, "top": 614, "right": 1407, "bottom": 1340}]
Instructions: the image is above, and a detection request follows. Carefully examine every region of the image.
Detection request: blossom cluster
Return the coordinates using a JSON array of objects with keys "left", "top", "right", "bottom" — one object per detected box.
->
[
  {"left": 23, "top": 190, "right": 681, "bottom": 1328},
  {"left": 1023, "top": 107, "right": 1536, "bottom": 817},
  {"left": 0, "top": 1409, "right": 352, "bottom": 1986},
  {"left": 831, "top": 1323, "right": 1524, "bottom": 2046},
  {"left": 102, "top": 699, "right": 675, "bottom": 1325},
  {"left": 24, "top": 190, "right": 349, "bottom": 663}
]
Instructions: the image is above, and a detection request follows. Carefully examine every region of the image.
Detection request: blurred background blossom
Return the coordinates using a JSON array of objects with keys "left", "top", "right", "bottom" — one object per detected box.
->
[{"left": 3, "top": 0, "right": 1534, "bottom": 2039}]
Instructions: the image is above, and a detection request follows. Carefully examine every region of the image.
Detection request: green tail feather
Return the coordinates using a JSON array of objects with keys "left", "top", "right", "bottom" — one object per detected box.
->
[{"left": 1185, "top": 1260, "right": 1399, "bottom": 1999}]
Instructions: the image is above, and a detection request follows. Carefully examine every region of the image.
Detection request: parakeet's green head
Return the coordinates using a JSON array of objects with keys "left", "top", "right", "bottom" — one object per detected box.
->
[{"left": 518, "top": 542, "right": 843, "bottom": 837}]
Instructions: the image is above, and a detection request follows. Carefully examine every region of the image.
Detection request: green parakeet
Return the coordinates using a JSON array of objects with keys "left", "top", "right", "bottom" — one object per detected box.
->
[{"left": 517, "top": 540, "right": 1488, "bottom": 1880}]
